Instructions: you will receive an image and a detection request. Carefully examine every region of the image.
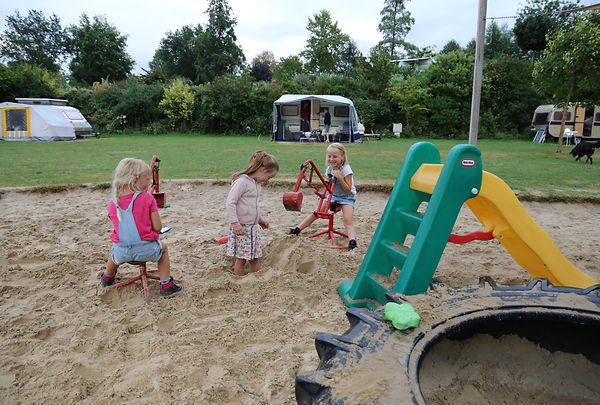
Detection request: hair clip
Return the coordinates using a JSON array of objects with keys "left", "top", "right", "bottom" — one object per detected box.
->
[{"left": 131, "top": 172, "right": 139, "bottom": 178}]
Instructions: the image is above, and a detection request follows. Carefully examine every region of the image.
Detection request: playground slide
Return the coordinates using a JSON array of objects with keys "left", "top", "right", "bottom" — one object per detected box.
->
[{"left": 412, "top": 165, "right": 598, "bottom": 289}]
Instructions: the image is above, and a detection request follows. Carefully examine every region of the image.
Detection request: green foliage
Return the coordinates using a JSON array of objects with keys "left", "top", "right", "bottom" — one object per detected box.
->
[
  {"left": 422, "top": 51, "right": 475, "bottom": 137},
  {"left": 159, "top": 79, "right": 195, "bottom": 129},
  {"left": 301, "top": 10, "right": 350, "bottom": 74},
  {"left": 483, "top": 57, "right": 539, "bottom": 133},
  {"left": 484, "top": 21, "right": 521, "bottom": 59},
  {"left": 533, "top": 11, "right": 600, "bottom": 106},
  {"left": 279, "top": 73, "right": 315, "bottom": 95},
  {"left": 354, "top": 98, "right": 393, "bottom": 132},
  {"left": 250, "top": 51, "right": 276, "bottom": 82},
  {"left": 377, "top": 0, "right": 415, "bottom": 58},
  {"left": 194, "top": 0, "right": 245, "bottom": 84},
  {"left": 68, "top": 14, "right": 134, "bottom": 85},
  {"left": 0, "top": 10, "right": 68, "bottom": 72},
  {"left": 362, "top": 45, "right": 396, "bottom": 98},
  {"left": 149, "top": 24, "right": 203, "bottom": 82},
  {"left": 203, "top": 75, "right": 280, "bottom": 134},
  {"left": 513, "top": 0, "right": 580, "bottom": 58},
  {"left": 339, "top": 39, "right": 363, "bottom": 73},
  {"left": 273, "top": 56, "right": 305, "bottom": 88},
  {"left": 387, "top": 74, "right": 430, "bottom": 133},
  {"left": 113, "top": 78, "right": 164, "bottom": 128},
  {"left": 440, "top": 40, "right": 462, "bottom": 54},
  {"left": 0, "top": 63, "right": 65, "bottom": 101}
]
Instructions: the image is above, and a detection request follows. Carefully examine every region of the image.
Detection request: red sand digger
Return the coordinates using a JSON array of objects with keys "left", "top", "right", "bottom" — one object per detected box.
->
[{"left": 283, "top": 160, "right": 348, "bottom": 248}]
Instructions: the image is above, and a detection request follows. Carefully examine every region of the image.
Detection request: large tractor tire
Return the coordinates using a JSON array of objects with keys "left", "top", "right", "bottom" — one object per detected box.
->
[{"left": 296, "top": 278, "right": 600, "bottom": 404}]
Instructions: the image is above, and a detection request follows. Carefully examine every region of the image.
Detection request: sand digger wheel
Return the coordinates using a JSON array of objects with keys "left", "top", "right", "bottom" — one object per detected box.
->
[{"left": 295, "top": 277, "right": 600, "bottom": 405}]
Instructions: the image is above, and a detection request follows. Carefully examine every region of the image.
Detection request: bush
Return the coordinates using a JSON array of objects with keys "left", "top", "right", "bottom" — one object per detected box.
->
[
  {"left": 159, "top": 79, "right": 194, "bottom": 130},
  {"left": 114, "top": 77, "right": 164, "bottom": 128}
]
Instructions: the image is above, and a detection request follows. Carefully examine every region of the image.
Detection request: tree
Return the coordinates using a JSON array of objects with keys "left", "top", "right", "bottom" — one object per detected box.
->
[
  {"left": 68, "top": 14, "right": 134, "bottom": 85},
  {"left": 440, "top": 40, "right": 462, "bottom": 54},
  {"left": 387, "top": 74, "right": 430, "bottom": 133},
  {"left": 194, "top": 0, "right": 245, "bottom": 84},
  {"left": 339, "top": 39, "right": 363, "bottom": 73},
  {"left": 0, "top": 10, "right": 68, "bottom": 72},
  {"left": 377, "top": 0, "right": 415, "bottom": 58},
  {"left": 150, "top": 24, "right": 203, "bottom": 82},
  {"left": 363, "top": 45, "right": 396, "bottom": 98},
  {"left": 482, "top": 57, "right": 539, "bottom": 133},
  {"left": 423, "top": 50, "right": 477, "bottom": 137},
  {"left": 0, "top": 63, "right": 64, "bottom": 101},
  {"left": 533, "top": 11, "right": 600, "bottom": 152},
  {"left": 273, "top": 55, "right": 304, "bottom": 85},
  {"left": 250, "top": 51, "right": 276, "bottom": 82},
  {"left": 484, "top": 21, "right": 521, "bottom": 59},
  {"left": 513, "top": 0, "right": 580, "bottom": 58},
  {"left": 301, "top": 10, "right": 350, "bottom": 74}
]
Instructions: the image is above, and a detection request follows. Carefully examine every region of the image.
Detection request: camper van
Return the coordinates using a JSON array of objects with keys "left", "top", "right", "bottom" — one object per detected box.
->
[
  {"left": 530, "top": 104, "right": 600, "bottom": 141},
  {"left": 272, "top": 95, "right": 364, "bottom": 142},
  {"left": 0, "top": 98, "right": 93, "bottom": 141}
]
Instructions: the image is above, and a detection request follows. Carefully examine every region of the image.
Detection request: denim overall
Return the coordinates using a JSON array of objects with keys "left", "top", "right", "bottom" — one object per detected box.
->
[{"left": 111, "top": 192, "right": 162, "bottom": 265}]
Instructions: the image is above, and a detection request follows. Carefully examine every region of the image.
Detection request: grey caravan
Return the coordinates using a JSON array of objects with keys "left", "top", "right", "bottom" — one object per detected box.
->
[{"left": 272, "top": 95, "right": 363, "bottom": 142}]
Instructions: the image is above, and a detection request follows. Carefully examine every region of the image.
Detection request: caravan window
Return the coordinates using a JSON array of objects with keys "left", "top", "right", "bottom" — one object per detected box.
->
[
  {"left": 533, "top": 112, "right": 549, "bottom": 125},
  {"left": 596, "top": 112, "right": 600, "bottom": 122},
  {"left": 4, "top": 108, "right": 28, "bottom": 131},
  {"left": 63, "top": 109, "right": 84, "bottom": 120},
  {"left": 281, "top": 105, "right": 298, "bottom": 116},
  {"left": 553, "top": 111, "right": 571, "bottom": 121},
  {"left": 334, "top": 106, "right": 349, "bottom": 117}
]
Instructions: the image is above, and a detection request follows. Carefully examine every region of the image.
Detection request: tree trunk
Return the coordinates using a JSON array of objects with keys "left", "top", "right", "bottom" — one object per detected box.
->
[{"left": 557, "top": 75, "right": 576, "bottom": 154}]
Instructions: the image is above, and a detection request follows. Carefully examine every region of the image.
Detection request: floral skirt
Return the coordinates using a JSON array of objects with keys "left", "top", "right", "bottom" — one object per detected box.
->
[{"left": 226, "top": 224, "right": 262, "bottom": 260}]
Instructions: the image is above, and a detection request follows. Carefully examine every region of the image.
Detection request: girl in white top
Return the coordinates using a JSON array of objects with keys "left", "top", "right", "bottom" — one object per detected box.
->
[
  {"left": 226, "top": 151, "right": 279, "bottom": 276},
  {"left": 288, "top": 143, "right": 357, "bottom": 250}
]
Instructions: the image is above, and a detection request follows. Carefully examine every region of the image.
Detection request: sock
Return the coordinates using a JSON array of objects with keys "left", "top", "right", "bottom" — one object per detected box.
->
[
  {"left": 102, "top": 272, "right": 115, "bottom": 281},
  {"left": 160, "top": 277, "right": 172, "bottom": 285}
]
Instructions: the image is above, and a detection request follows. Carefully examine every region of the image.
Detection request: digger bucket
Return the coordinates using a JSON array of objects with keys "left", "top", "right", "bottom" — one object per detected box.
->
[
  {"left": 152, "top": 192, "right": 166, "bottom": 208},
  {"left": 283, "top": 192, "right": 303, "bottom": 211}
]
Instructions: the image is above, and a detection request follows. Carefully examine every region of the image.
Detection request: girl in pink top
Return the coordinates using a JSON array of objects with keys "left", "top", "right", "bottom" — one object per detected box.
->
[
  {"left": 100, "top": 158, "right": 181, "bottom": 298},
  {"left": 226, "top": 151, "right": 279, "bottom": 276}
]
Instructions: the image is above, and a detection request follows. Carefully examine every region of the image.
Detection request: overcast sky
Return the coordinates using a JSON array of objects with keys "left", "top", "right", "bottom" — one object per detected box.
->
[{"left": 0, "top": 1, "right": 596, "bottom": 73}]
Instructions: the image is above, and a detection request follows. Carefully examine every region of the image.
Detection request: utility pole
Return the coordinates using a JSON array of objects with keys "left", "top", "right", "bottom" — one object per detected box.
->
[{"left": 468, "top": 0, "right": 487, "bottom": 145}]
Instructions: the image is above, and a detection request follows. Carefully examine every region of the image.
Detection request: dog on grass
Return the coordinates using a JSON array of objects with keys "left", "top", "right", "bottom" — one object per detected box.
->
[{"left": 570, "top": 141, "right": 600, "bottom": 165}]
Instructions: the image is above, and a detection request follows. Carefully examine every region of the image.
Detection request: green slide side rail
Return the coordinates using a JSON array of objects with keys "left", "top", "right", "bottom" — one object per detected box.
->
[{"left": 338, "top": 142, "right": 482, "bottom": 309}]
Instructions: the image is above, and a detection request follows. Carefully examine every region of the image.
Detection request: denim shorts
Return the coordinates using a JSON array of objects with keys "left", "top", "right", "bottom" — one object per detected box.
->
[
  {"left": 330, "top": 193, "right": 356, "bottom": 207},
  {"left": 111, "top": 240, "right": 163, "bottom": 265}
]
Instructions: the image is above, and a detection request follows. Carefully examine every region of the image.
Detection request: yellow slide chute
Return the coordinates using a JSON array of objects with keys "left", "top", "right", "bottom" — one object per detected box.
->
[{"left": 412, "top": 164, "right": 598, "bottom": 289}]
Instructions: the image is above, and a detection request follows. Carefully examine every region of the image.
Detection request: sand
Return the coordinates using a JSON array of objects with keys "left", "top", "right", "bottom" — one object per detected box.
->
[{"left": 0, "top": 180, "right": 599, "bottom": 404}]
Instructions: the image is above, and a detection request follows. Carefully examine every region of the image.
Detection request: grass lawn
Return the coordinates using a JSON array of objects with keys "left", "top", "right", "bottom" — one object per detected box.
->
[{"left": 1, "top": 133, "right": 598, "bottom": 200}]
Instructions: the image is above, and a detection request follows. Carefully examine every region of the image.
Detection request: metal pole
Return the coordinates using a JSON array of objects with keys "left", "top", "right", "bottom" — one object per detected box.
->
[{"left": 468, "top": 0, "right": 487, "bottom": 145}]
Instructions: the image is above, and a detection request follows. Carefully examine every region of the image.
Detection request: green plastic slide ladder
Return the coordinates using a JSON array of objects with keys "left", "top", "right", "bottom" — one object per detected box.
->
[{"left": 338, "top": 142, "right": 482, "bottom": 309}]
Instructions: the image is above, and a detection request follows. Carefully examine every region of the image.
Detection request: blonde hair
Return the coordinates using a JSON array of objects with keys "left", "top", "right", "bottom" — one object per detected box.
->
[
  {"left": 232, "top": 151, "right": 279, "bottom": 180},
  {"left": 326, "top": 142, "right": 349, "bottom": 167},
  {"left": 111, "top": 158, "right": 151, "bottom": 203}
]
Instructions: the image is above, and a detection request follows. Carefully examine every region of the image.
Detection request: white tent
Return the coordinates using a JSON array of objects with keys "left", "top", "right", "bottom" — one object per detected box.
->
[
  {"left": 272, "top": 94, "right": 362, "bottom": 142},
  {"left": 0, "top": 98, "right": 93, "bottom": 141}
]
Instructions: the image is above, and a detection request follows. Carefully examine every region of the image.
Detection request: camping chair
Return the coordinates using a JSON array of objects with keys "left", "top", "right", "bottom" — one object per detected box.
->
[
  {"left": 563, "top": 128, "right": 577, "bottom": 146},
  {"left": 339, "top": 121, "right": 351, "bottom": 142}
]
